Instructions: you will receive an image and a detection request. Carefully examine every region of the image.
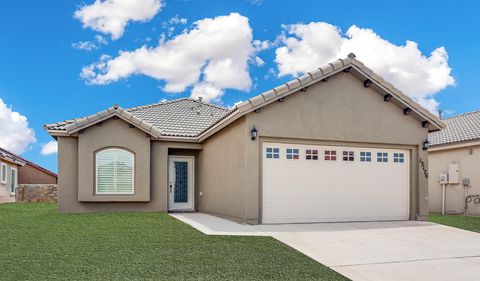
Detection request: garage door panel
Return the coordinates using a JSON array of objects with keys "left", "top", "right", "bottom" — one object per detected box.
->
[{"left": 262, "top": 142, "right": 410, "bottom": 224}]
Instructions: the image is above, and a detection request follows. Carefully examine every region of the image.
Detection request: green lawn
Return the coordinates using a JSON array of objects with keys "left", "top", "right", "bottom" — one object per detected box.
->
[
  {"left": 429, "top": 214, "right": 480, "bottom": 233},
  {"left": 0, "top": 203, "right": 347, "bottom": 281}
]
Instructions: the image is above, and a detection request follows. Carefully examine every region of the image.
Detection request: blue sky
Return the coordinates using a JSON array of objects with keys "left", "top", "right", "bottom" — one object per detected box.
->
[{"left": 0, "top": 0, "right": 478, "bottom": 173}]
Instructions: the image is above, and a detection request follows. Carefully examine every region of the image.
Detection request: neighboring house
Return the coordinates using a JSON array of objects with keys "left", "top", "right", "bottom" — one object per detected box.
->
[
  {"left": 0, "top": 147, "right": 58, "bottom": 200},
  {"left": 428, "top": 110, "right": 480, "bottom": 215},
  {"left": 0, "top": 148, "right": 25, "bottom": 199},
  {"left": 44, "top": 54, "right": 444, "bottom": 224}
]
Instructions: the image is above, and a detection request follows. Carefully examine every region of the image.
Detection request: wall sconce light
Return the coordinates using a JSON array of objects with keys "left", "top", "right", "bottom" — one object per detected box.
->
[
  {"left": 422, "top": 139, "right": 430, "bottom": 150},
  {"left": 251, "top": 126, "right": 258, "bottom": 141}
]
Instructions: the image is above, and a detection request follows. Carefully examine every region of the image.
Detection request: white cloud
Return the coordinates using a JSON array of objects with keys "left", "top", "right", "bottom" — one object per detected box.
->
[
  {"left": 72, "top": 35, "right": 109, "bottom": 51},
  {"left": 168, "top": 15, "right": 187, "bottom": 25},
  {"left": 95, "top": 35, "right": 108, "bottom": 45},
  {"left": 41, "top": 140, "right": 57, "bottom": 155},
  {"left": 246, "top": 0, "right": 263, "bottom": 5},
  {"left": 74, "top": 0, "right": 163, "bottom": 40},
  {"left": 254, "top": 56, "right": 265, "bottom": 66},
  {"left": 253, "top": 39, "right": 271, "bottom": 51},
  {"left": 72, "top": 41, "right": 98, "bottom": 51},
  {"left": 275, "top": 22, "right": 455, "bottom": 113},
  {"left": 82, "top": 13, "right": 258, "bottom": 102},
  {"left": 0, "top": 98, "right": 36, "bottom": 154}
]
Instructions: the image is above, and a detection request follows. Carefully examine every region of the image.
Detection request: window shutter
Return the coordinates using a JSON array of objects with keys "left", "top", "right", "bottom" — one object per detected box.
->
[
  {"left": 97, "top": 150, "right": 116, "bottom": 193},
  {"left": 115, "top": 152, "right": 133, "bottom": 193},
  {"left": 96, "top": 149, "right": 134, "bottom": 194}
]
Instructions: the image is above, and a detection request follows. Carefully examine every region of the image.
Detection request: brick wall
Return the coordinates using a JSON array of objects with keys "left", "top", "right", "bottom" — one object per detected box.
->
[{"left": 16, "top": 184, "right": 58, "bottom": 203}]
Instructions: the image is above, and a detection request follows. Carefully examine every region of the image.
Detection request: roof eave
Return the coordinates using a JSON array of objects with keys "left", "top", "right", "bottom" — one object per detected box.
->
[
  {"left": 429, "top": 139, "right": 480, "bottom": 151},
  {"left": 0, "top": 155, "right": 26, "bottom": 166}
]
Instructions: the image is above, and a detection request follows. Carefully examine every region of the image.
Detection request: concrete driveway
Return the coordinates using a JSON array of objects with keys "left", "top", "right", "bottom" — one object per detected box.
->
[{"left": 171, "top": 213, "right": 480, "bottom": 281}]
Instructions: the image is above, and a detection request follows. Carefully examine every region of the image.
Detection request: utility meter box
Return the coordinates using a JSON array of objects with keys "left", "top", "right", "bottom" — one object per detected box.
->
[
  {"left": 439, "top": 173, "right": 448, "bottom": 184},
  {"left": 448, "top": 163, "right": 460, "bottom": 184}
]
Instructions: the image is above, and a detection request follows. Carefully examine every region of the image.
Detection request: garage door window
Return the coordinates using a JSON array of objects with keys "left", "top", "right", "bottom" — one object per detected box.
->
[
  {"left": 377, "top": 152, "right": 388, "bottom": 162},
  {"left": 394, "top": 153, "right": 405, "bottom": 163},
  {"left": 266, "top": 148, "right": 280, "bottom": 159},
  {"left": 360, "top": 152, "right": 371, "bottom": 162},
  {"left": 306, "top": 149, "right": 318, "bottom": 160},
  {"left": 324, "top": 150, "right": 336, "bottom": 161},
  {"left": 343, "top": 151, "right": 354, "bottom": 161},
  {"left": 286, "top": 148, "right": 299, "bottom": 160}
]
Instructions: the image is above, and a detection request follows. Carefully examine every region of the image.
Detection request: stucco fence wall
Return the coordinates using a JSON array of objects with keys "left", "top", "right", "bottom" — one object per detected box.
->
[{"left": 16, "top": 184, "right": 58, "bottom": 203}]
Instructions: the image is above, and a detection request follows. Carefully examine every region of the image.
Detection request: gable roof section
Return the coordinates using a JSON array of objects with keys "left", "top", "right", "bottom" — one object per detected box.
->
[
  {"left": 198, "top": 55, "right": 445, "bottom": 141},
  {"left": 45, "top": 98, "right": 233, "bottom": 139},
  {"left": 428, "top": 110, "right": 480, "bottom": 147},
  {"left": 45, "top": 56, "right": 444, "bottom": 142}
]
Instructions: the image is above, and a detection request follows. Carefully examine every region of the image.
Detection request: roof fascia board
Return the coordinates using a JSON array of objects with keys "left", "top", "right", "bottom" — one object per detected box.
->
[
  {"left": 45, "top": 130, "right": 71, "bottom": 137},
  {"left": 153, "top": 135, "right": 200, "bottom": 142}
]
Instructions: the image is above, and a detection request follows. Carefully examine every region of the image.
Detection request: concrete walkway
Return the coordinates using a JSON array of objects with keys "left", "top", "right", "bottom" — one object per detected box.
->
[{"left": 171, "top": 213, "right": 480, "bottom": 281}]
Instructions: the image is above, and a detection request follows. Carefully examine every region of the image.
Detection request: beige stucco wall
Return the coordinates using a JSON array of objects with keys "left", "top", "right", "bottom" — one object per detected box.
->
[
  {"left": 77, "top": 118, "right": 150, "bottom": 202},
  {"left": 241, "top": 72, "right": 429, "bottom": 223},
  {"left": 197, "top": 117, "right": 247, "bottom": 221},
  {"left": 428, "top": 144, "right": 480, "bottom": 215}
]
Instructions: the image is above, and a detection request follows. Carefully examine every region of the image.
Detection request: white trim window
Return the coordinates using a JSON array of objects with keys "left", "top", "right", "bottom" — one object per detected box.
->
[
  {"left": 394, "top": 153, "right": 405, "bottom": 163},
  {"left": 266, "top": 148, "right": 280, "bottom": 159},
  {"left": 377, "top": 152, "right": 388, "bottom": 163},
  {"left": 10, "top": 167, "right": 17, "bottom": 195},
  {"left": 96, "top": 148, "right": 134, "bottom": 195},
  {"left": 360, "top": 151, "right": 372, "bottom": 162},
  {"left": 0, "top": 162, "right": 7, "bottom": 184},
  {"left": 286, "top": 148, "right": 299, "bottom": 160}
]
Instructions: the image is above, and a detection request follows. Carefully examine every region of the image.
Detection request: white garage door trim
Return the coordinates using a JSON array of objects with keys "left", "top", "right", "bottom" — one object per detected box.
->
[{"left": 262, "top": 142, "right": 410, "bottom": 224}]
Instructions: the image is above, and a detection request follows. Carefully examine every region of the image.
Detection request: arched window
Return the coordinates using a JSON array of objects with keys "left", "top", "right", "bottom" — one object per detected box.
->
[{"left": 96, "top": 148, "right": 134, "bottom": 194}]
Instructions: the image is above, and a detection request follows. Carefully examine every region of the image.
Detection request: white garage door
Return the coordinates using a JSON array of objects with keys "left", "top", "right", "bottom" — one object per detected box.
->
[{"left": 262, "top": 142, "right": 410, "bottom": 224}]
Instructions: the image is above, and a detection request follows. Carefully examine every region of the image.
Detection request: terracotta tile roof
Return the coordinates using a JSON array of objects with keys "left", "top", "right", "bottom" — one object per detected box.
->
[{"left": 428, "top": 110, "right": 480, "bottom": 147}]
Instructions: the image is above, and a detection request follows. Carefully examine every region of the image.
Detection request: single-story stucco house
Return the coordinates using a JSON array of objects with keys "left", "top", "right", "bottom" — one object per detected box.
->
[
  {"left": 428, "top": 110, "right": 480, "bottom": 215},
  {"left": 44, "top": 54, "right": 444, "bottom": 224}
]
